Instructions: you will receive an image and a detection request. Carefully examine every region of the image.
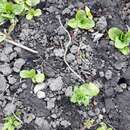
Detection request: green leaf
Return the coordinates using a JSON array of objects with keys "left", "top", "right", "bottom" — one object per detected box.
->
[
  {"left": 85, "top": 6, "right": 93, "bottom": 19},
  {"left": 67, "top": 18, "right": 78, "bottom": 28},
  {"left": 107, "top": 128, "right": 113, "bottom": 130},
  {"left": 34, "top": 9, "right": 42, "bottom": 16},
  {"left": 115, "top": 36, "right": 128, "bottom": 49},
  {"left": 34, "top": 73, "right": 45, "bottom": 83},
  {"left": 13, "top": 3, "right": 24, "bottom": 15},
  {"left": 26, "top": 0, "right": 40, "bottom": 6},
  {"left": 0, "top": 32, "right": 6, "bottom": 42},
  {"left": 26, "top": 13, "right": 33, "bottom": 20},
  {"left": 120, "top": 47, "right": 130, "bottom": 55},
  {"left": 78, "top": 17, "right": 95, "bottom": 29},
  {"left": 108, "top": 27, "right": 123, "bottom": 41},
  {"left": 83, "top": 82, "right": 100, "bottom": 96},
  {"left": 76, "top": 9, "right": 86, "bottom": 20},
  {"left": 20, "top": 69, "right": 36, "bottom": 78}
]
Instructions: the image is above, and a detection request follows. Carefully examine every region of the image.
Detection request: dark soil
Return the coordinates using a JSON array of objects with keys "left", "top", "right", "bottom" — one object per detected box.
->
[{"left": 1, "top": 0, "right": 130, "bottom": 130}]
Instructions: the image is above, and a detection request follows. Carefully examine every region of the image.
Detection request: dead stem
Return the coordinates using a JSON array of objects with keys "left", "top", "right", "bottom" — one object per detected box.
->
[
  {"left": 58, "top": 16, "right": 85, "bottom": 83},
  {"left": 6, "top": 39, "right": 38, "bottom": 54}
]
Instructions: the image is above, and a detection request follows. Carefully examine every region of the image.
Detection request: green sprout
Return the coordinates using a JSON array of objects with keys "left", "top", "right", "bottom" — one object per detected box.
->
[
  {"left": 97, "top": 122, "right": 113, "bottom": 130},
  {"left": 20, "top": 69, "right": 45, "bottom": 83},
  {"left": 67, "top": 6, "right": 95, "bottom": 30},
  {"left": 0, "top": 0, "right": 41, "bottom": 25},
  {"left": 70, "top": 82, "right": 99, "bottom": 106},
  {"left": 2, "top": 113, "right": 21, "bottom": 130},
  {"left": 84, "top": 118, "right": 95, "bottom": 129},
  {"left": 108, "top": 27, "right": 130, "bottom": 55}
]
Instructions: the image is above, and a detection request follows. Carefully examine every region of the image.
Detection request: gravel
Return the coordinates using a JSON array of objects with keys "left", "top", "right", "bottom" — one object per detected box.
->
[
  {"left": 47, "top": 98, "right": 56, "bottom": 110},
  {"left": 60, "top": 120, "right": 71, "bottom": 128},
  {"left": 48, "top": 76, "right": 63, "bottom": 91},
  {"left": 13, "top": 58, "right": 25, "bottom": 72},
  {"left": 37, "top": 91, "right": 46, "bottom": 99},
  {"left": 53, "top": 49, "right": 64, "bottom": 57},
  {"left": 105, "top": 70, "right": 113, "bottom": 80},
  {"left": 0, "top": 74, "right": 8, "bottom": 93}
]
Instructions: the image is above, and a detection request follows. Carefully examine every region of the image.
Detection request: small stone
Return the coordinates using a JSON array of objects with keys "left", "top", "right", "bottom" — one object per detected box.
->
[
  {"left": 49, "top": 76, "right": 63, "bottom": 91},
  {"left": 4, "top": 103, "right": 16, "bottom": 115},
  {"left": 60, "top": 120, "right": 71, "bottom": 128},
  {"left": 7, "top": 76, "right": 17, "bottom": 85},
  {"left": 13, "top": 58, "right": 25, "bottom": 72},
  {"left": 88, "top": 110, "right": 96, "bottom": 117},
  {"left": 96, "top": 16, "right": 107, "bottom": 31},
  {"left": 95, "top": 108, "right": 100, "bottom": 115},
  {"left": 4, "top": 44, "right": 13, "bottom": 55},
  {"left": 54, "top": 49, "right": 64, "bottom": 57},
  {"left": 70, "top": 45, "right": 78, "bottom": 54},
  {"left": 22, "top": 83, "right": 28, "bottom": 89},
  {"left": 99, "top": 71, "right": 104, "bottom": 77},
  {"left": 65, "top": 86, "right": 72, "bottom": 97},
  {"left": 115, "top": 86, "right": 123, "bottom": 93},
  {"left": 34, "top": 83, "right": 46, "bottom": 94},
  {"left": 35, "top": 118, "right": 50, "bottom": 130},
  {"left": 51, "top": 114, "right": 57, "bottom": 119},
  {"left": 37, "top": 91, "right": 46, "bottom": 99},
  {"left": 105, "top": 70, "right": 112, "bottom": 80},
  {"left": 62, "top": 8, "right": 71, "bottom": 15},
  {"left": 0, "top": 52, "right": 9, "bottom": 62},
  {"left": 66, "top": 53, "right": 75, "bottom": 62},
  {"left": 47, "top": 98, "right": 56, "bottom": 110},
  {"left": 0, "top": 74, "right": 8, "bottom": 93},
  {"left": 0, "top": 63, "right": 12, "bottom": 76},
  {"left": 9, "top": 52, "right": 17, "bottom": 60},
  {"left": 120, "top": 83, "right": 127, "bottom": 89}
]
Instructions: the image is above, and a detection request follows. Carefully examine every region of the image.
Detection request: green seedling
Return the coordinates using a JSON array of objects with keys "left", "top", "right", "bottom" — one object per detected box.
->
[
  {"left": 108, "top": 27, "right": 130, "bottom": 55},
  {"left": 71, "top": 82, "right": 99, "bottom": 106},
  {"left": 2, "top": 113, "right": 21, "bottom": 130},
  {"left": 97, "top": 122, "right": 113, "bottom": 130},
  {"left": 20, "top": 69, "right": 45, "bottom": 83},
  {"left": 68, "top": 6, "right": 95, "bottom": 30},
  {"left": 84, "top": 118, "right": 95, "bottom": 129},
  {"left": 0, "top": 0, "right": 41, "bottom": 25}
]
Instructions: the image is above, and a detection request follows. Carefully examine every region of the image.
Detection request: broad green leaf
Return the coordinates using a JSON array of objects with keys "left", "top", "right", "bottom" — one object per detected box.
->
[
  {"left": 34, "top": 9, "right": 42, "bottom": 16},
  {"left": 20, "top": 69, "right": 36, "bottom": 78},
  {"left": 120, "top": 47, "right": 130, "bottom": 55},
  {"left": 76, "top": 9, "right": 86, "bottom": 20},
  {"left": 0, "top": 32, "right": 6, "bottom": 42},
  {"left": 67, "top": 18, "right": 78, "bottom": 28},
  {"left": 26, "top": 0, "right": 40, "bottom": 7},
  {"left": 0, "top": 3, "right": 5, "bottom": 13},
  {"left": 82, "top": 82, "right": 99, "bottom": 96},
  {"left": 34, "top": 73, "right": 45, "bottom": 83},
  {"left": 115, "top": 36, "right": 128, "bottom": 49},
  {"left": 1, "top": 13, "right": 14, "bottom": 19},
  {"left": 13, "top": 3, "right": 24, "bottom": 15},
  {"left": 78, "top": 17, "right": 95, "bottom": 30},
  {"left": 108, "top": 128, "right": 113, "bottom": 130},
  {"left": 85, "top": 6, "right": 93, "bottom": 19},
  {"left": 108, "top": 27, "right": 123, "bottom": 41},
  {"left": 26, "top": 13, "right": 33, "bottom": 20}
]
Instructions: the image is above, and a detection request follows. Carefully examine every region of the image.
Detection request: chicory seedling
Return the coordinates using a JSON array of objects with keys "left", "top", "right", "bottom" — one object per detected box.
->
[
  {"left": 2, "top": 113, "right": 21, "bottom": 130},
  {"left": 108, "top": 27, "right": 130, "bottom": 55},
  {"left": 71, "top": 82, "right": 99, "bottom": 106},
  {"left": 20, "top": 69, "right": 45, "bottom": 83},
  {"left": 68, "top": 6, "right": 95, "bottom": 30},
  {"left": 97, "top": 122, "right": 113, "bottom": 130}
]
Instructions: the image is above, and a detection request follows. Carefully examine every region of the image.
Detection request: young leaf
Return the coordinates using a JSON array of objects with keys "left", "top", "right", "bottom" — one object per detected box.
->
[
  {"left": 78, "top": 17, "right": 95, "bottom": 30},
  {"left": 34, "top": 9, "right": 42, "bottom": 16},
  {"left": 85, "top": 6, "right": 93, "bottom": 19},
  {"left": 120, "top": 46, "right": 130, "bottom": 55},
  {"left": 115, "top": 36, "right": 128, "bottom": 49},
  {"left": 108, "top": 27, "right": 123, "bottom": 41},
  {"left": 13, "top": 3, "right": 24, "bottom": 15},
  {"left": 26, "top": 13, "right": 33, "bottom": 20},
  {"left": 34, "top": 73, "right": 45, "bottom": 83},
  {"left": 20, "top": 69, "right": 36, "bottom": 78},
  {"left": 67, "top": 18, "right": 78, "bottom": 28},
  {"left": 26, "top": 0, "right": 40, "bottom": 7}
]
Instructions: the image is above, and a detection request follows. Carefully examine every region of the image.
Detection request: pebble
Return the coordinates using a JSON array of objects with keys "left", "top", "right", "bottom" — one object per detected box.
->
[
  {"left": 7, "top": 76, "right": 17, "bottom": 85},
  {"left": 47, "top": 98, "right": 56, "bottom": 110},
  {"left": 37, "top": 91, "right": 46, "bottom": 99},
  {"left": 66, "top": 53, "right": 75, "bottom": 62},
  {"left": 65, "top": 86, "right": 72, "bottom": 97},
  {"left": 120, "top": 83, "right": 127, "bottom": 89},
  {"left": 13, "top": 58, "right": 25, "bottom": 72},
  {"left": 0, "top": 74, "right": 8, "bottom": 92},
  {"left": 105, "top": 70, "right": 112, "bottom": 80},
  {"left": 49, "top": 76, "right": 63, "bottom": 91},
  {"left": 34, "top": 83, "right": 46, "bottom": 94},
  {"left": 54, "top": 49, "right": 64, "bottom": 57},
  {"left": 60, "top": 120, "right": 71, "bottom": 128},
  {"left": 23, "top": 113, "right": 35, "bottom": 124}
]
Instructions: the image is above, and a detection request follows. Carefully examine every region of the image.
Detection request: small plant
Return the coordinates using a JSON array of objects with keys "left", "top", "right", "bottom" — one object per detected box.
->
[
  {"left": 84, "top": 119, "right": 95, "bottom": 129},
  {"left": 67, "top": 6, "right": 95, "bottom": 30},
  {"left": 71, "top": 82, "right": 99, "bottom": 106},
  {"left": 97, "top": 122, "right": 113, "bottom": 130},
  {"left": 2, "top": 113, "right": 21, "bottom": 130},
  {"left": 108, "top": 27, "right": 130, "bottom": 55},
  {"left": 20, "top": 69, "right": 45, "bottom": 83},
  {"left": 0, "top": 0, "right": 41, "bottom": 25}
]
